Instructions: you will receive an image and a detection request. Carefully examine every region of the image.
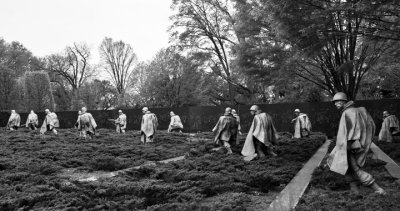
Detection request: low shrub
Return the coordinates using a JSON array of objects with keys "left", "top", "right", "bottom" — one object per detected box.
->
[
  {"left": 90, "top": 156, "right": 126, "bottom": 171},
  {"left": 0, "top": 128, "right": 327, "bottom": 210}
]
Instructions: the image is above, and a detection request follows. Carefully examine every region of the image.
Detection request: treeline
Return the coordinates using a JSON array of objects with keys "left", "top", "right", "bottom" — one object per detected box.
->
[{"left": 1, "top": 0, "right": 400, "bottom": 112}]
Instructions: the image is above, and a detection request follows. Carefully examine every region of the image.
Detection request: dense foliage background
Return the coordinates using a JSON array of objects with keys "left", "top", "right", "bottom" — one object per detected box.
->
[{"left": 1, "top": 0, "right": 400, "bottom": 112}]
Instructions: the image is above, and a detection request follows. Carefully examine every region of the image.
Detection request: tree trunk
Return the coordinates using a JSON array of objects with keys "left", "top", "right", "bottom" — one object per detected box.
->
[
  {"left": 70, "top": 88, "right": 81, "bottom": 110},
  {"left": 227, "top": 77, "right": 235, "bottom": 106}
]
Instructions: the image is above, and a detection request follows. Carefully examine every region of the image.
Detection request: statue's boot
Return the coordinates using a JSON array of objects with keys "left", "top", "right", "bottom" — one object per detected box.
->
[
  {"left": 255, "top": 141, "right": 266, "bottom": 158},
  {"left": 226, "top": 146, "right": 233, "bottom": 155},
  {"left": 370, "top": 182, "right": 387, "bottom": 195},
  {"left": 224, "top": 141, "right": 233, "bottom": 154},
  {"left": 267, "top": 147, "right": 278, "bottom": 157}
]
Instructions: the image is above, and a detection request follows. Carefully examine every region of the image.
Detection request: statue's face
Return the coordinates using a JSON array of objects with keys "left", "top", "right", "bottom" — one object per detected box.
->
[
  {"left": 334, "top": 100, "right": 346, "bottom": 110},
  {"left": 383, "top": 112, "right": 389, "bottom": 118},
  {"left": 295, "top": 111, "right": 300, "bottom": 116},
  {"left": 250, "top": 110, "right": 256, "bottom": 116},
  {"left": 170, "top": 112, "right": 174, "bottom": 116}
]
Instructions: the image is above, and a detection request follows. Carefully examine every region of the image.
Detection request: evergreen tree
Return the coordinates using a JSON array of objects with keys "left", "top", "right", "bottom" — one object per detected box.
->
[{"left": 23, "top": 71, "right": 55, "bottom": 111}]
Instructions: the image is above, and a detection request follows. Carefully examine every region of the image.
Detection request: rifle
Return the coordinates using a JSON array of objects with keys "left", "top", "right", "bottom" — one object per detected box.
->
[{"left": 108, "top": 119, "right": 116, "bottom": 125}]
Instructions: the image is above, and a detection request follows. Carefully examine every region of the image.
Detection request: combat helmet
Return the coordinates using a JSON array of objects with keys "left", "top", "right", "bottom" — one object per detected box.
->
[
  {"left": 332, "top": 92, "right": 348, "bottom": 102},
  {"left": 249, "top": 105, "right": 259, "bottom": 111}
]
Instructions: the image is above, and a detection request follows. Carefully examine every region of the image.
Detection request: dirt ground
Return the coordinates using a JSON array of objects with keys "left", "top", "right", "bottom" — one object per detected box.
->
[{"left": 0, "top": 128, "right": 326, "bottom": 210}]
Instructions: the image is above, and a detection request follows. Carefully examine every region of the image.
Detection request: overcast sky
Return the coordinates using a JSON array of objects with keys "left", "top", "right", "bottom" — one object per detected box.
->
[{"left": 0, "top": 0, "right": 174, "bottom": 62}]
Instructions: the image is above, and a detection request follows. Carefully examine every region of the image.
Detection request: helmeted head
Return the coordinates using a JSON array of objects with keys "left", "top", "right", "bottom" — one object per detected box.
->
[
  {"left": 383, "top": 111, "right": 390, "bottom": 117},
  {"left": 332, "top": 92, "right": 348, "bottom": 110},
  {"left": 225, "top": 107, "right": 232, "bottom": 115},
  {"left": 142, "top": 107, "right": 149, "bottom": 113},
  {"left": 30, "top": 110, "right": 35, "bottom": 114},
  {"left": 45, "top": 109, "right": 50, "bottom": 114},
  {"left": 170, "top": 111, "right": 175, "bottom": 116},
  {"left": 250, "top": 105, "right": 259, "bottom": 111},
  {"left": 11, "top": 110, "right": 16, "bottom": 114},
  {"left": 232, "top": 109, "right": 237, "bottom": 115},
  {"left": 294, "top": 108, "right": 300, "bottom": 115},
  {"left": 81, "top": 107, "right": 87, "bottom": 113},
  {"left": 249, "top": 105, "right": 260, "bottom": 115},
  {"left": 332, "top": 92, "right": 348, "bottom": 102},
  {"left": 118, "top": 110, "right": 123, "bottom": 114}
]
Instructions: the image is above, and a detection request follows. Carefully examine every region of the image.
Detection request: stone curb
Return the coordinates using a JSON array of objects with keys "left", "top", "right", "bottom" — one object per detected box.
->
[
  {"left": 370, "top": 143, "right": 400, "bottom": 181},
  {"left": 115, "top": 156, "right": 186, "bottom": 174},
  {"left": 74, "top": 155, "right": 186, "bottom": 182},
  {"left": 267, "top": 138, "right": 331, "bottom": 211}
]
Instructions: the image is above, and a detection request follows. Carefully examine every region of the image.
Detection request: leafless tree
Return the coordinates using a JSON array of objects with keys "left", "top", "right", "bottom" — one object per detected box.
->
[
  {"left": 46, "top": 43, "right": 93, "bottom": 90},
  {"left": 171, "top": 0, "right": 251, "bottom": 105},
  {"left": 44, "top": 42, "right": 95, "bottom": 109},
  {"left": 99, "top": 37, "right": 137, "bottom": 97}
]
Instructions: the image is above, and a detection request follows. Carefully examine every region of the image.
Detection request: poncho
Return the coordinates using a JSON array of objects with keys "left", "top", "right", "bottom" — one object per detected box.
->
[
  {"left": 7, "top": 113, "right": 21, "bottom": 129},
  {"left": 141, "top": 112, "right": 158, "bottom": 137},
  {"left": 26, "top": 113, "right": 38, "bottom": 127},
  {"left": 115, "top": 114, "right": 127, "bottom": 130},
  {"left": 212, "top": 114, "right": 237, "bottom": 145},
  {"left": 40, "top": 112, "right": 59, "bottom": 134},
  {"left": 168, "top": 115, "right": 183, "bottom": 132},
  {"left": 241, "top": 112, "right": 278, "bottom": 157},
  {"left": 293, "top": 113, "right": 312, "bottom": 138},
  {"left": 327, "top": 101, "right": 375, "bottom": 175},
  {"left": 378, "top": 115, "right": 400, "bottom": 142},
  {"left": 79, "top": 112, "right": 97, "bottom": 134}
]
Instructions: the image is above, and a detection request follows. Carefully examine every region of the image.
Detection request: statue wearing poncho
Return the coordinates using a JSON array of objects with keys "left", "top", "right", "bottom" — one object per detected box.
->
[
  {"left": 212, "top": 108, "right": 238, "bottom": 154},
  {"left": 79, "top": 107, "right": 97, "bottom": 139},
  {"left": 141, "top": 108, "right": 158, "bottom": 143},
  {"left": 327, "top": 92, "right": 386, "bottom": 195},
  {"left": 378, "top": 112, "right": 400, "bottom": 142},
  {"left": 26, "top": 110, "right": 39, "bottom": 130},
  {"left": 7, "top": 110, "right": 21, "bottom": 131},
  {"left": 168, "top": 111, "right": 183, "bottom": 133},
  {"left": 115, "top": 111, "right": 127, "bottom": 134},
  {"left": 292, "top": 112, "right": 312, "bottom": 138},
  {"left": 242, "top": 106, "right": 278, "bottom": 160},
  {"left": 40, "top": 109, "right": 59, "bottom": 135}
]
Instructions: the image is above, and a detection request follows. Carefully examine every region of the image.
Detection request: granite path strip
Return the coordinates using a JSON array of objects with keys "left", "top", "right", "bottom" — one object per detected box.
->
[
  {"left": 115, "top": 155, "right": 186, "bottom": 173},
  {"left": 370, "top": 142, "right": 400, "bottom": 180},
  {"left": 267, "top": 138, "right": 331, "bottom": 211},
  {"left": 61, "top": 155, "right": 187, "bottom": 182}
]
